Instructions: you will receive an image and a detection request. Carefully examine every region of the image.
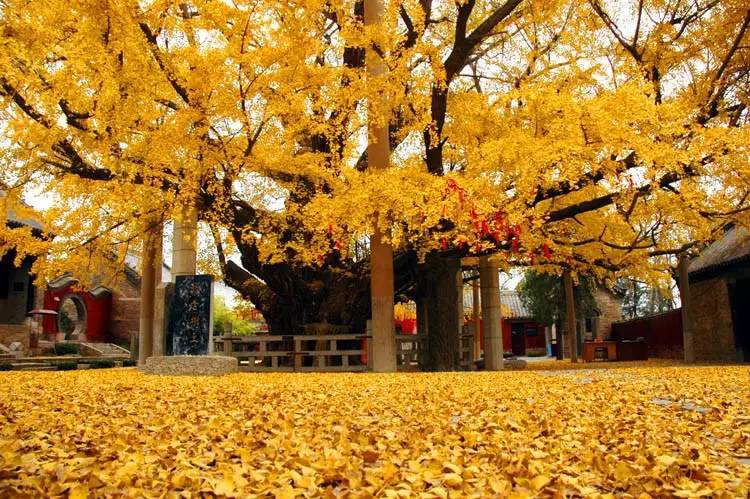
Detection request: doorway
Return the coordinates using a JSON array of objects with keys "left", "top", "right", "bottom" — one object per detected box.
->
[
  {"left": 729, "top": 278, "right": 750, "bottom": 361},
  {"left": 511, "top": 323, "right": 526, "bottom": 356}
]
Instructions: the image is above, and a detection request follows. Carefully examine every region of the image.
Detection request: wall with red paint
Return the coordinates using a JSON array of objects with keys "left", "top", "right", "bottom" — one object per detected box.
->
[
  {"left": 469, "top": 319, "right": 546, "bottom": 355},
  {"left": 43, "top": 285, "right": 112, "bottom": 342}
]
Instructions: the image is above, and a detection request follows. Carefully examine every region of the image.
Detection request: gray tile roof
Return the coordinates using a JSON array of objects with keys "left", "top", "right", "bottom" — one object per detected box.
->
[
  {"left": 500, "top": 290, "right": 532, "bottom": 319},
  {"left": 1, "top": 189, "right": 44, "bottom": 231},
  {"left": 689, "top": 225, "right": 750, "bottom": 276}
]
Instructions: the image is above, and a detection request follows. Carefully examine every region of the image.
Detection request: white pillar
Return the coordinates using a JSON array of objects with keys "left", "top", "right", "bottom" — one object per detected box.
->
[
  {"left": 479, "top": 256, "right": 503, "bottom": 370},
  {"left": 172, "top": 204, "right": 198, "bottom": 280}
]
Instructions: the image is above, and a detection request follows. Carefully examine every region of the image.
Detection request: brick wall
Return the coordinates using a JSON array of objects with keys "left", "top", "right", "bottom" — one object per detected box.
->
[
  {"left": 690, "top": 277, "right": 737, "bottom": 361},
  {"left": 594, "top": 287, "right": 623, "bottom": 340},
  {"left": 0, "top": 323, "right": 28, "bottom": 349},
  {"left": 559, "top": 286, "right": 623, "bottom": 358},
  {"left": 109, "top": 279, "right": 140, "bottom": 347}
]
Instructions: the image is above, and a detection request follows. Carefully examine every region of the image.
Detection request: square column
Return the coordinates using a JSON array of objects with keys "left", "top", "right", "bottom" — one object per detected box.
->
[{"left": 479, "top": 256, "right": 503, "bottom": 370}]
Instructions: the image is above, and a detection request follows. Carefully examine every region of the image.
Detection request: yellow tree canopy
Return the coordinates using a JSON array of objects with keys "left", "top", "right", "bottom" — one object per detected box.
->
[{"left": 0, "top": 0, "right": 748, "bottom": 289}]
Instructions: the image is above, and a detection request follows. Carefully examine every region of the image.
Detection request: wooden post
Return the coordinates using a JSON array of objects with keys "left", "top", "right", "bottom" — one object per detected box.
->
[
  {"left": 472, "top": 275, "right": 481, "bottom": 361},
  {"left": 365, "top": 0, "right": 396, "bottom": 372},
  {"left": 138, "top": 218, "right": 162, "bottom": 365},
  {"left": 678, "top": 255, "right": 695, "bottom": 363},
  {"left": 479, "top": 256, "right": 503, "bottom": 370},
  {"left": 563, "top": 269, "right": 578, "bottom": 362}
]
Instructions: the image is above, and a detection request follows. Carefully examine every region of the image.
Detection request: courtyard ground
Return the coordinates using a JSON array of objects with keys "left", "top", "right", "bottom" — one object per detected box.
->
[{"left": 1, "top": 362, "right": 749, "bottom": 497}]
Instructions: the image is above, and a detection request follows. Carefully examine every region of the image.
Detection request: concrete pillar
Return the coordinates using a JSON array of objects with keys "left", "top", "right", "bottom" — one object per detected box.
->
[
  {"left": 472, "top": 275, "right": 481, "bottom": 361},
  {"left": 678, "top": 255, "right": 695, "bottom": 363},
  {"left": 479, "top": 256, "right": 503, "bottom": 370},
  {"left": 563, "top": 269, "right": 578, "bottom": 362},
  {"left": 138, "top": 219, "right": 162, "bottom": 365},
  {"left": 365, "top": 0, "right": 395, "bottom": 372},
  {"left": 172, "top": 204, "right": 198, "bottom": 280}
]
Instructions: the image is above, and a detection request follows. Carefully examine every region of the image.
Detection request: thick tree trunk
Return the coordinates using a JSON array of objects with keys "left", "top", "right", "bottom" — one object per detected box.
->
[{"left": 420, "top": 253, "right": 461, "bottom": 371}]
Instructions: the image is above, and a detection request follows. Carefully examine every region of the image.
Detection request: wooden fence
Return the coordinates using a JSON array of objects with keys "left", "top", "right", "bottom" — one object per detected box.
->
[
  {"left": 214, "top": 334, "right": 370, "bottom": 372},
  {"left": 612, "top": 309, "right": 683, "bottom": 359},
  {"left": 215, "top": 332, "right": 478, "bottom": 372}
]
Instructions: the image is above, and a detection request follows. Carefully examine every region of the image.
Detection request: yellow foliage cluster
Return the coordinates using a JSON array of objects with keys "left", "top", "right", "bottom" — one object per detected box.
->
[
  {"left": 0, "top": 0, "right": 748, "bottom": 292},
  {"left": 1, "top": 365, "right": 749, "bottom": 497}
]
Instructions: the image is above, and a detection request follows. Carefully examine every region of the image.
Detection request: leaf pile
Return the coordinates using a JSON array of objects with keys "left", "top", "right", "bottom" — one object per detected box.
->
[{"left": 1, "top": 365, "right": 749, "bottom": 497}]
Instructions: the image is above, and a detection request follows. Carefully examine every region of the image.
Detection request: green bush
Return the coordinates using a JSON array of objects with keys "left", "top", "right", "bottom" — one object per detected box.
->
[
  {"left": 56, "top": 362, "right": 77, "bottom": 371},
  {"left": 0, "top": 363, "right": 13, "bottom": 371},
  {"left": 122, "top": 359, "right": 137, "bottom": 367},
  {"left": 54, "top": 342, "right": 80, "bottom": 356},
  {"left": 89, "top": 359, "right": 115, "bottom": 369}
]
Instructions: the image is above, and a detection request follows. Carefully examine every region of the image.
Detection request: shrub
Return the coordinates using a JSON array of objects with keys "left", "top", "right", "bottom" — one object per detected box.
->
[
  {"left": 56, "top": 362, "right": 77, "bottom": 371},
  {"left": 122, "top": 359, "right": 137, "bottom": 367},
  {"left": 0, "top": 363, "right": 13, "bottom": 371},
  {"left": 54, "top": 343, "right": 80, "bottom": 356},
  {"left": 89, "top": 359, "right": 115, "bottom": 369}
]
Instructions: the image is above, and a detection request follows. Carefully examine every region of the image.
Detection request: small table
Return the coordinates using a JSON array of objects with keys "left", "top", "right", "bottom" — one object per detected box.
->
[{"left": 582, "top": 341, "right": 617, "bottom": 362}]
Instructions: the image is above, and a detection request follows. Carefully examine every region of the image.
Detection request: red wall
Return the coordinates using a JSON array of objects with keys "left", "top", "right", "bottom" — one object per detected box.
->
[
  {"left": 612, "top": 309, "right": 683, "bottom": 359},
  {"left": 471, "top": 319, "right": 546, "bottom": 354},
  {"left": 43, "top": 285, "right": 112, "bottom": 342}
]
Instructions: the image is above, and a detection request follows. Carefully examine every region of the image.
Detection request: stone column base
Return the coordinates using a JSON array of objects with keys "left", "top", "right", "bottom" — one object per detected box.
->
[{"left": 139, "top": 355, "right": 238, "bottom": 376}]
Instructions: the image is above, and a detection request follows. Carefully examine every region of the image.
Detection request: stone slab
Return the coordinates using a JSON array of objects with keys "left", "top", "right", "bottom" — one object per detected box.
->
[
  {"left": 167, "top": 275, "right": 213, "bottom": 356},
  {"left": 139, "top": 355, "right": 237, "bottom": 376}
]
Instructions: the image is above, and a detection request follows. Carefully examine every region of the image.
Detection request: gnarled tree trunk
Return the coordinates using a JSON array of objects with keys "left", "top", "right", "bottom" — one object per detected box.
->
[{"left": 420, "top": 253, "right": 461, "bottom": 371}]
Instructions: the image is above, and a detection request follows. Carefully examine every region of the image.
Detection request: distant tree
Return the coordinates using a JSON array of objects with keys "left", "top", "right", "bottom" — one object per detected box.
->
[
  {"left": 213, "top": 298, "right": 256, "bottom": 336},
  {"left": 518, "top": 270, "right": 598, "bottom": 327},
  {"left": 620, "top": 279, "right": 675, "bottom": 320}
]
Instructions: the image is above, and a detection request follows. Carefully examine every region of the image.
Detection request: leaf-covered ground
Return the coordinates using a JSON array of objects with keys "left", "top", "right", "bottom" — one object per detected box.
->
[{"left": 1, "top": 363, "right": 749, "bottom": 498}]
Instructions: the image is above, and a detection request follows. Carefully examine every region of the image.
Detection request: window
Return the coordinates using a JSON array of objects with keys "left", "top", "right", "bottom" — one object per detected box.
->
[{"left": 585, "top": 317, "right": 593, "bottom": 332}]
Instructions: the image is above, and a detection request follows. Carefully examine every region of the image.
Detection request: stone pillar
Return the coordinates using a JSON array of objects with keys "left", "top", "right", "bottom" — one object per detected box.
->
[
  {"left": 151, "top": 282, "right": 173, "bottom": 356},
  {"left": 457, "top": 268, "right": 467, "bottom": 365},
  {"left": 172, "top": 204, "right": 198, "bottom": 280},
  {"left": 138, "top": 219, "right": 162, "bottom": 365},
  {"left": 479, "top": 256, "right": 503, "bottom": 370},
  {"left": 415, "top": 298, "right": 428, "bottom": 368},
  {"left": 365, "top": 0, "right": 395, "bottom": 372},
  {"left": 563, "top": 269, "right": 578, "bottom": 362},
  {"left": 678, "top": 255, "right": 695, "bottom": 363},
  {"left": 472, "top": 275, "right": 481, "bottom": 361}
]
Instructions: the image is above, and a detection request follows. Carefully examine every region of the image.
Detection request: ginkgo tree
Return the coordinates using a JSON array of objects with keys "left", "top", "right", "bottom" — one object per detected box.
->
[{"left": 1, "top": 0, "right": 748, "bottom": 370}]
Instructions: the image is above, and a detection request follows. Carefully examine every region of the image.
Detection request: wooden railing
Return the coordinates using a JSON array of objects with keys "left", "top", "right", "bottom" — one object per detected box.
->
[
  {"left": 396, "top": 334, "right": 424, "bottom": 371},
  {"left": 215, "top": 331, "right": 478, "bottom": 372},
  {"left": 395, "top": 332, "right": 476, "bottom": 371},
  {"left": 214, "top": 334, "right": 370, "bottom": 372}
]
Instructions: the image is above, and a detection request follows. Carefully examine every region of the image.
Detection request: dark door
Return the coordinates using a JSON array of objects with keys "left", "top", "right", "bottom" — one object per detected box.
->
[
  {"left": 729, "top": 278, "right": 750, "bottom": 362},
  {"left": 511, "top": 323, "right": 526, "bottom": 356}
]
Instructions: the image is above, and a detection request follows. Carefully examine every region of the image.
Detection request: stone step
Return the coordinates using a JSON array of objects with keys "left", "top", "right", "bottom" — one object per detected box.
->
[
  {"left": 16, "top": 365, "right": 57, "bottom": 371},
  {"left": 80, "top": 343, "right": 130, "bottom": 357}
]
